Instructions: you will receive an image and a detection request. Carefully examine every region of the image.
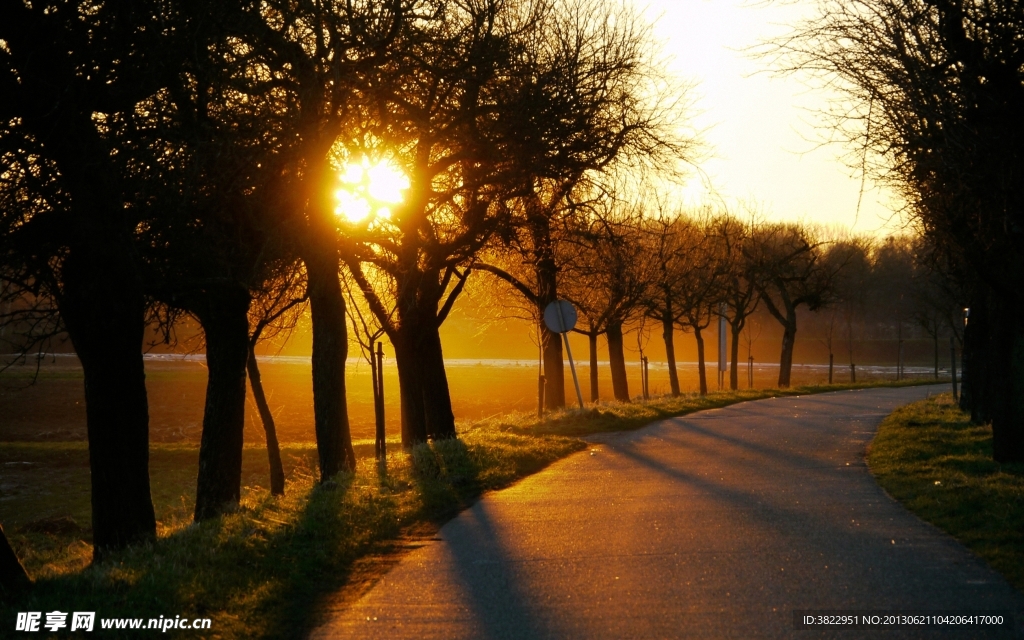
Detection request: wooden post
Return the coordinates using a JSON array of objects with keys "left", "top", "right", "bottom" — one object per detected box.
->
[
  {"left": 642, "top": 356, "right": 650, "bottom": 400},
  {"left": 375, "top": 342, "right": 386, "bottom": 460},
  {"left": 537, "top": 374, "right": 546, "bottom": 418},
  {"left": 950, "top": 336, "right": 959, "bottom": 402}
]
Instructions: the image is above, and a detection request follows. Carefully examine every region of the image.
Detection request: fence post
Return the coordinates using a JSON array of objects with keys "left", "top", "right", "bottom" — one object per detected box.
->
[
  {"left": 537, "top": 374, "right": 545, "bottom": 418},
  {"left": 375, "top": 342, "right": 386, "bottom": 460}
]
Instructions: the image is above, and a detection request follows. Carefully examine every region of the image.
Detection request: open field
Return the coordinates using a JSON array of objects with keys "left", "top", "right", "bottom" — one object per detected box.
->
[
  {"left": 868, "top": 393, "right": 1024, "bottom": 591},
  {"left": 1, "top": 379, "right": 941, "bottom": 639},
  {"left": 0, "top": 354, "right": 948, "bottom": 443}
]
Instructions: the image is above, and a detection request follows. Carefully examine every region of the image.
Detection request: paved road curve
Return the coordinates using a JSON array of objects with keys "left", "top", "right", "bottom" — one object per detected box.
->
[{"left": 312, "top": 387, "right": 1024, "bottom": 639}]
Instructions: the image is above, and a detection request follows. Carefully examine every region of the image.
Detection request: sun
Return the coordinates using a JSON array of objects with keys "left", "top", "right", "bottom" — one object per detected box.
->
[{"left": 335, "top": 157, "right": 410, "bottom": 223}]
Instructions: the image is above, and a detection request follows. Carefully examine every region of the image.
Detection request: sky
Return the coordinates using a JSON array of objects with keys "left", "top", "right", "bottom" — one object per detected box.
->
[{"left": 637, "top": 0, "right": 905, "bottom": 237}]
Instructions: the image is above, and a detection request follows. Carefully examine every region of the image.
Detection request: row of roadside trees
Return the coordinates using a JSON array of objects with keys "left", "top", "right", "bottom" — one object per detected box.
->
[
  {"left": 0, "top": 0, "right": 695, "bottom": 559},
  {"left": 475, "top": 202, "right": 965, "bottom": 408},
  {"left": 764, "top": 0, "right": 1023, "bottom": 463}
]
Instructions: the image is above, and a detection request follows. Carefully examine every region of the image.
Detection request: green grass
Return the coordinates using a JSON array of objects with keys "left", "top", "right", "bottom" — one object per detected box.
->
[
  {"left": 0, "top": 378, "right": 940, "bottom": 638},
  {"left": 868, "top": 393, "right": 1024, "bottom": 591}
]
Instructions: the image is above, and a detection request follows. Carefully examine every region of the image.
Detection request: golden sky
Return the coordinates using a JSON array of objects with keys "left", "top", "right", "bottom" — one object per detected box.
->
[{"left": 639, "top": 0, "right": 904, "bottom": 237}]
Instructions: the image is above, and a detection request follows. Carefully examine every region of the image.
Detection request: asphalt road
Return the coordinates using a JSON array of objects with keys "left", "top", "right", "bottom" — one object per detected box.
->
[{"left": 311, "top": 386, "right": 1024, "bottom": 639}]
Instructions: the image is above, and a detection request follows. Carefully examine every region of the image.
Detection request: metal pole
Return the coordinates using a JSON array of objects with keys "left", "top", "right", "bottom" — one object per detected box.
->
[
  {"left": 555, "top": 303, "right": 585, "bottom": 409},
  {"left": 561, "top": 332, "right": 585, "bottom": 409}
]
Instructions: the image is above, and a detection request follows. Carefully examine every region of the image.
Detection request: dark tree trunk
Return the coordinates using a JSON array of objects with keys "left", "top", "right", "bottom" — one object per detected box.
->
[
  {"left": 588, "top": 331, "right": 600, "bottom": 401},
  {"left": 606, "top": 322, "right": 630, "bottom": 401},
  {"left": 1, "top": 524, "right": 31, "bottom": 594},
  {"left": 246, "top": 345, "right": 285, "bottom": 496},
  {"left": 15, "top": 48, "right": 155, "bottom": 557},
  {"left": 662, "top": 310, "right": 680, "bottom": 396},
  {"left": 988, "top": 293, "right": 1024, "bottom": 463},
  {"left": 419, "top": 323, "right": 456, "bottom": 439},
  {"left": 193, "top": 287, "right": 251, "bottom": 521},
  {"left": 778, "top": 319, "right": 797, "bottom": 388},
  {"left": 729, "top": 319, "right": 743, "bottom": 391},
  {"left": 394, "top": 332, "right": 428, "bottom": 446},
  {"left": 374, "top": 341, "right": 386, "bottom": 460},
  {"left": 392, "top": 316, "right": 456, "bottom": 444},
  {"left": 541, "top": 325, "right": 566, "bottom": 410},
  {"left": 305, "top": 250, "right": 356, "bottom": 479},
  {"left": 60, "top": 252, "right": 155, "bottom": 555},
  {"left": 934, "top": 333, "right": 940, "bottom": 380},
  {"left": 694, "top": 325, "right": 708, "bottom": 396},
  {"left": 530, "top": 210, "right": 565, "bottom": 410}
]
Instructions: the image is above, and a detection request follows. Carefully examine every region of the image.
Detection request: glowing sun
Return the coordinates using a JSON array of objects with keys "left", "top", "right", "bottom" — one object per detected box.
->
[{"left": 335, "top": 157, "right": 409, "bottom": 222}]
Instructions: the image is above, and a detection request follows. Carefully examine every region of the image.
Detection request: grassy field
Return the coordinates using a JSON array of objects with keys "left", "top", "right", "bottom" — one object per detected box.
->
[
  {"left": 1, "top": 379, "right": 940, "bottom": 638},
  {"left": 868, "top": 393, "right": 1024, "bottom": 592}
]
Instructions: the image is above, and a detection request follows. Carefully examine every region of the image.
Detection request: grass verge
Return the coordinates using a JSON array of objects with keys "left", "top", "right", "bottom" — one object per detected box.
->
[
  {"left": 1, "top": 378, "right": 941, "bottom": 638},
  {"left": 868, "top": 393, "right": 1024, "bottom": 591}
]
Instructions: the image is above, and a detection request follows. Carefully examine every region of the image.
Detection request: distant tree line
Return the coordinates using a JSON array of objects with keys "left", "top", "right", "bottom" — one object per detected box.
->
[{"left": 481, "top": 199, "right": 966, "bottom": 404}]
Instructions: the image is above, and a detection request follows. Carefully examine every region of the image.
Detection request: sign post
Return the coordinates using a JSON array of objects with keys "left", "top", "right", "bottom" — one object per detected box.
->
[{"left": 544, "top": 300, "right": 585, "bottom": 409}]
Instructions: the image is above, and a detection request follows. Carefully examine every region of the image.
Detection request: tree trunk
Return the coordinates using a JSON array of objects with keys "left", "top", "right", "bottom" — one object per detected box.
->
[
  {"left": 588, "top": 331, "right": 600, "bottom": 401},
  {"left": 419, "top": 323, "right": 456, "bottom": 439},
  {"left": 729, "top": 319, "right": 742, "bottom": 391},
  {"left": 305, "top": 250, "right": 356, "bottom": 479},
  {"left": 934, "top": 332, "right": 940, "bottom": 380},
  {"left": 694, "top": 325, "right": 708, "bottom": 396},
  {"left": 18, "top": 70, "right": 154, "bottom": 557},
  {"left": 778, "top": 319, "right": 797, "bottom": 388},
  {"left": 606, "top": 322, "right": 630, "bottom": 401},
  {"left": 193, "top": 287, "right": 251, "bottom": 521},
  {"left": 394, "top": 332, "right": 428, "bottom": 446},
  {"left": 392, "top": 315, "right": 456, "bottom": 443},
  {"left": 540, "top": 318, "right": 565, "bottom": 410},
  {"left": 988, "top": 294, "right": 1024, "bottom": 463},
  {"left": 246, "top": 345, "right": 285, "bottom": 496},
  {"left": 59, "top": 252, "right": 155, "bottom": 556},
  {"left": 662, "top": 310, "right": 680, "bottom": 396},
  {"left": 531, "top": 212, "right": 565, "bottom": 410},
  {"left": 1, "top": 524, "right": 31, "bottom": 594}
]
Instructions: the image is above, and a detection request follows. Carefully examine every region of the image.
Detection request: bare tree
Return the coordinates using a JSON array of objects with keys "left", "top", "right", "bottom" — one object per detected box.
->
[
  {"left": 769, "top": 0, "right": 1024, "bottom": 460},
  {"left": 641, "top": 210, "right": 694, "bottom": 397},
  {"left": 713, "top": 213, "right": 760, "bottom": 390},
  {"left": 0, "top": 0, "right": 178, "bottom": 553},
  {"left": 745, "top": 222, "right": 839, "bottom": 388},
  {"left": 477, "top": 0, "right": 698, "bottom": 410},
  {"left": 563, "top": 201, "right": 654, "bottom": 402},
  {"left": 246, "top": 263, "right": 310, "bottom": 496},
  {"left": 672, "top": 214, "right": 723, "bottom": 396}
]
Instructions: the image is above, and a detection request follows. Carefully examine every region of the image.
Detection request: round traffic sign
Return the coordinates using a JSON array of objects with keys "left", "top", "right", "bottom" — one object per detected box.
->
[{"left": 543, "top": 299, "right": 577, "bottom": 333}]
